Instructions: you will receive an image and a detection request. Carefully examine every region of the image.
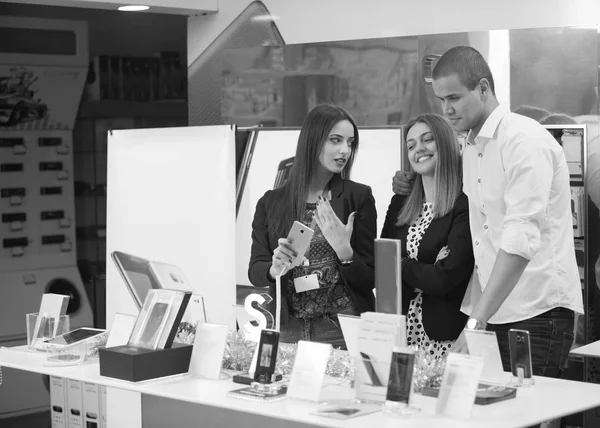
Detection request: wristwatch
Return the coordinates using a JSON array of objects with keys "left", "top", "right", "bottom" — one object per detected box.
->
[
  {"left": 466, "top": 317, "right": 487, "bottom": 331},
  {"left": 340, "top": 259, "right": 353, "bottom": 267}
]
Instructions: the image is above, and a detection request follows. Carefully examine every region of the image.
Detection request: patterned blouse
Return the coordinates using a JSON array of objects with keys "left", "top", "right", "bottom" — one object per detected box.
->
[
  {"left": 406, "top": 202, "right": 454, "bottom": 359},
  {"left": 287, "top": 202, "right": 353, "bottom": 319}
]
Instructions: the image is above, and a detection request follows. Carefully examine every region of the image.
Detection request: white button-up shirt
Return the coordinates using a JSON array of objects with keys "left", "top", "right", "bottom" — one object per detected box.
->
[{"left": 460, "top": 105, "right": 584, "bottom": 324}]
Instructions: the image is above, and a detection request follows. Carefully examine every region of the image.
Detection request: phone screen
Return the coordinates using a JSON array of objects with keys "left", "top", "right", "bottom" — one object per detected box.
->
[
  {"left": 386, "top": 351, "right": 414, "bottom": 403},
  {"left": 254, "top": 329, "right": 280, "bottom": 381},
  {"left": 112, "top": 251, "right": 160, "bottom": 309},
  {"left": 45, "top": 328, "right": 101, "bottom": 346},
  {"left": 139, "top": 302, "right": 169, "bottom": 347}
]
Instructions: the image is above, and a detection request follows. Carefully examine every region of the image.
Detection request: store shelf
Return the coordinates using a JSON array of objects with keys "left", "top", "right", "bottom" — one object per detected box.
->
[{"left": 78, "top": 100, "right": 188, "bottom": 119}]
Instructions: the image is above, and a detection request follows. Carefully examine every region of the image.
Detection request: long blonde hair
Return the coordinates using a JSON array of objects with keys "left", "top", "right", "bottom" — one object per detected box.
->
[{"left": 396, "top": 114, "right": 462, "bottom": 226}]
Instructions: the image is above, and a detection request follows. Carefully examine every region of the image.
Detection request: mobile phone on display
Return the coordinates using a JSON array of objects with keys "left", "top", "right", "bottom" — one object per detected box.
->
[
  {"left": 322, "top": 408, "right": 361, "bottom": 416},
  {"left": 386, "top": 347, "right": 415, "bottom": 405},
  {"left": 43, "top": 327, "right": 106, "bottom": 348},
  {"left": 359, "top": 352, "right": 383, "bottom": 387},
  {"left": 286, "top": 221, "right": 314, "bottom": 267},
  {"left": 111, "top": 251, "right": 159, "bottom": 309},
  {"left": 374, "top": 238, "right": 402, "bottom": 315},
  {"left": 138, "top": 302, "right": 171, "bottom": 348},
  {"left": 508, "top": 329, "right": 533, "bottom": 380},
  {"left": 254, "top": 329, "right": 280, "bottom": 383}
]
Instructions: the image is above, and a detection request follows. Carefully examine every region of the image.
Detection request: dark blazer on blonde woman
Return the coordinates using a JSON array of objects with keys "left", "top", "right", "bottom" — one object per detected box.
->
[
  {"left": 249, "top": 174, "right": 376, "bottom": 328},
  {"left": 380, "top": 192, "right": 474, "bottom": 341}
]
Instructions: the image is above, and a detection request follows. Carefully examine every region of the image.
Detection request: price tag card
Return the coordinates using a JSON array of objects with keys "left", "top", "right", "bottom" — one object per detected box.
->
[
  {"left": 436, "top": 353, "right": 484, "bottom": 418},
  {"left": 189, "top": 323, "right": 229, "bottom": 380},
  {"left": 464, "top": 329, "right": 506, "bottom": 384},
  {"left": 287, "top": 340, "right": 332, "bottom": 402}
]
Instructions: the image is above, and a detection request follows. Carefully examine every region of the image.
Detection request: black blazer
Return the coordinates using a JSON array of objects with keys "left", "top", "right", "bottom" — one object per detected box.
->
[
  {"left": 381, "top": 192, "right": 474, "bottom": 341},
  {"left": 248, "top": 175, "right": 376, "bottom": 327}
]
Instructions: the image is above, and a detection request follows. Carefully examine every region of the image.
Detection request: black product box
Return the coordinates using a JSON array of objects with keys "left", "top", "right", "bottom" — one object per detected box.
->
[{"left": 99, "top": 343, "right": 192, "bottom": 382}]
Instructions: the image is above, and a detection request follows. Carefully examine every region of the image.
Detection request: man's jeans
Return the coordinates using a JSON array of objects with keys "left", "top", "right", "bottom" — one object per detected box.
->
[{"left": 487, "top": 307, "right": 575, "bottom": 378}]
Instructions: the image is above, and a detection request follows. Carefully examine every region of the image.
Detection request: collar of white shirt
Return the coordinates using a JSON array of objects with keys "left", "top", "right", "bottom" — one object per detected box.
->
[{"left": 466, "top": 105, "right": 511, "bottom": 145}]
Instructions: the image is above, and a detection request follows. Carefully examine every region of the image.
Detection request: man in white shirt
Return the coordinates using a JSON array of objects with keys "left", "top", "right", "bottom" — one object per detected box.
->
[{"left": 393, "top": 45, "right": 584, "bottom": 377}]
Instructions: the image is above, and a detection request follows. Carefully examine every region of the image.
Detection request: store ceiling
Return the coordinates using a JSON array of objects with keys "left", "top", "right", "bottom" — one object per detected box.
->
[{"left": 2, "top": 0, "right": 218, "bottom": 16}]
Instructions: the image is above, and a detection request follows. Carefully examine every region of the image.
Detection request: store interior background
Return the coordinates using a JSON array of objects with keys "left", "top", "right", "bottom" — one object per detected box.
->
[{"left": 1, "top": 0, "right": 600, "bottom": 426}]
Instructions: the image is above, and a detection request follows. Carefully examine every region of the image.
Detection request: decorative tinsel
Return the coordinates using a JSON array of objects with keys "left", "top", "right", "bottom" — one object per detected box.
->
[
  {"left": 174, "top": 321, "right": 197, "bottom": 345},
  {"left": 411, "top": 345, "right": 447, "bottom": 392},
  {"left": 182, "top": 328, "right": 443, "bottom": 386},
  {"left": 221, "top": 330, "right": 354, "bottom": 380}
]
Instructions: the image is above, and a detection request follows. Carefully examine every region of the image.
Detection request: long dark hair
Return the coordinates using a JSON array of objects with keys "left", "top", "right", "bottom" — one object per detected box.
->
[
  {"left": 396, "top": 114, "right": 462, "bottom": 226},
  {"left": 269, "top": 104, "right": 359, "bottom": 239}
]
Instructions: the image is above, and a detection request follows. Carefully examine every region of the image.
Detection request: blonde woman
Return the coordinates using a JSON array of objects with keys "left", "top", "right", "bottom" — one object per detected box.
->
[{"left": 381, "top": 114, "right": 473, "bottom": 358}]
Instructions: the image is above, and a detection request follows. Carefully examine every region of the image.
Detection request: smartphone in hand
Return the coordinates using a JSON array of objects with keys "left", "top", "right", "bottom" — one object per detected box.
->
[{"left": 286, "top": 221, "right": 314, "bottom": 267}]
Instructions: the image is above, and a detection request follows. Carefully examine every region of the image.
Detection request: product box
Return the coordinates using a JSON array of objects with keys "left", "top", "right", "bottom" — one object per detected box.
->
[
  {"left": 67, "top": 379, "right": 84, "bottom": 428},
  {"left": 100, "top": 385, "right": 107, "bottom": 428},
  {"left": 50, "top": 376, "right": 67, "bottom": 428},
  {"left": 82, "top": 382, "right": 101, "bottom": 428},
  {"left": 99, "top": 343, "right": 193, "bottom": 382}
]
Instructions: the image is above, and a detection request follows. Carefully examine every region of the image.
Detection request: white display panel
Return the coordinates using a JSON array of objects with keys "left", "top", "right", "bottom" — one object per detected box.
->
[
  {"left": 236, "top": 127, "right": 403, "bottom": 287},
  {"left": 106, "top": 125, "right": 236, "bottom": 328}
]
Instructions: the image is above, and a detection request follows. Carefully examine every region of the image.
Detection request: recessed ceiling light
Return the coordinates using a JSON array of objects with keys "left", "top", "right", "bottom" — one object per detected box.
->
[{"left": 118, "top": 5, "right": 150, "bottom": 11}]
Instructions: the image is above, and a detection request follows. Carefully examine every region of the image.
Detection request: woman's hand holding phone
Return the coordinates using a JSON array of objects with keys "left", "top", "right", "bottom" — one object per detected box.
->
[
  {"left": 314, "top": 196, "right": 355, "bottom": 262},
  {"left": 269, "top": 238, "right": 297, "bottom": 278}
]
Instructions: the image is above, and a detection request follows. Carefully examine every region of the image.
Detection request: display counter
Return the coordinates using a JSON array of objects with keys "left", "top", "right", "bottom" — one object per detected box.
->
[
  {"left": 2, "top": 345, "right": 600, "bottom": 428},
  {"left": 570, "top": 340, "right": 600, "bottom": 358}
]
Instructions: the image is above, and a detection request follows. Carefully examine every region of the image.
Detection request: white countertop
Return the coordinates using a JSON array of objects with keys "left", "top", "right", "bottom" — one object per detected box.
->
[
  {"left": 2, "top": 345, "right": 600, "bottom": 428},
  {"left": 570, "top": 340, "right": 600, "bottom": 358}
]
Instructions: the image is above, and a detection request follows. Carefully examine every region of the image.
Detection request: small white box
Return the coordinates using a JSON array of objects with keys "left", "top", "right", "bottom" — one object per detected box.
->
[
  {"left": 82, "top": 383, "right": 101, "bottom": 428},
  {"left": 67, "top": 379, "right": 83, "bottom": 428},
  {"left": 50, "top": 376, "right": 67, "bottom": 428},
  {"left": 100, "top": 385, "right": 107, "bottom": 428}
]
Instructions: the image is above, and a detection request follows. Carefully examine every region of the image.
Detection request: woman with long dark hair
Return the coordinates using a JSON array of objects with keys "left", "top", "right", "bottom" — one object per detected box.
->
[
  {"left": 249, "top": 104, "right": 376, "bottom": 348},
  {"left": 381, "top": 114, "right": 474, "bottom": 358}
]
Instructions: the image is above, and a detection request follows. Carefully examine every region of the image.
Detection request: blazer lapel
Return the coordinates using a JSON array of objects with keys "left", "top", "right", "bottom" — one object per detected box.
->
[{"left": 328, "top": 174, "right": 346, "bottom": 221}]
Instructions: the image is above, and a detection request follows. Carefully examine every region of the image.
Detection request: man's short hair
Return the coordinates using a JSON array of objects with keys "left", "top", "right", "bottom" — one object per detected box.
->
[{"left": 432, "top": 46, "right": 496, "bottom": 96}]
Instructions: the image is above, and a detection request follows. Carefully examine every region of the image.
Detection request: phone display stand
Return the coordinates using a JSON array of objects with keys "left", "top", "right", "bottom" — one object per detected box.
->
[
  {"left": 26, "top": 312, "right": 70, "bottom": 350},
  {"left": 509, "top": 367, "right": 535, "bottom": 388},
  {"left": 45, "top": 330, "right": 109, "bottom": 360},
  {"left": 382, "top": 400, "right": 421, "bottom": 417},
  {"left": 250, "top": 381, "right": 285, "bottom": 395}
]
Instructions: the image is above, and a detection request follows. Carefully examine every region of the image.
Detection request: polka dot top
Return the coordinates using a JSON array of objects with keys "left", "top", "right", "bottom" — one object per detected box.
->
[
  {"left": 406, "top": 202, "right": 434, "bottom": 260},
  {"left": 405, "top": 202, "right": 455, "bottom": 359}
]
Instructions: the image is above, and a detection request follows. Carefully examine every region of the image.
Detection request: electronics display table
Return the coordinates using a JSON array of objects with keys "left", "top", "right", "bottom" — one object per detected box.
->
[
  {"left": 2, "top": 346, "right": 600, "bottom": 428},
  {"left": 570, "top": 340, "right": 600, "bottom": 358}
]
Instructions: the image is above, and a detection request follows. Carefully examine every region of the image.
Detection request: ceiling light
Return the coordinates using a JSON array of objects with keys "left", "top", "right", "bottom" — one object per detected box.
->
[{"left": 118, "top": 5, "right": 150, "bottom": 11}]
